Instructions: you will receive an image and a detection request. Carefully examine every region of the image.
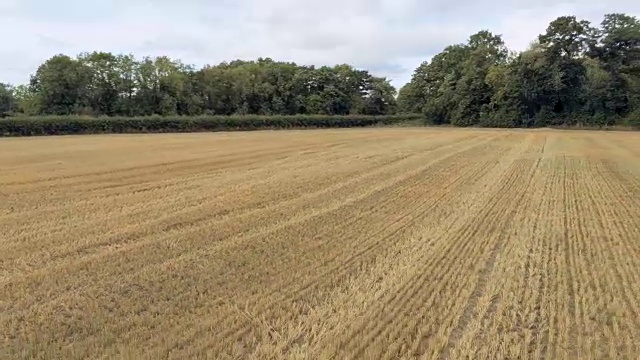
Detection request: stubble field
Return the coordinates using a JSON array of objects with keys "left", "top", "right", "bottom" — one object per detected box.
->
[{"left": 1, "top": 128, "right": 640, "bottom": 359}]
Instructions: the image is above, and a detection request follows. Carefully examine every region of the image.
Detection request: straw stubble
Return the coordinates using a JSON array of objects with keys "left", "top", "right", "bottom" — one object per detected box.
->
[{"left": 1, "top": 128, "right": 639, "bottom": 359}]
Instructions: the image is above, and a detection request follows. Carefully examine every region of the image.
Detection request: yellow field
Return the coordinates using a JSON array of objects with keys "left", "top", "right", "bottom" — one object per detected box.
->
[{"left": 1, "top": 128, "right": 640, "bottom": 359}]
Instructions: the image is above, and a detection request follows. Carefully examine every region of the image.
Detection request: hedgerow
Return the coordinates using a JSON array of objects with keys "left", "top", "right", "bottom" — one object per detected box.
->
[{"left": 0, "top": 114, "right": 424, "bottom": 137}]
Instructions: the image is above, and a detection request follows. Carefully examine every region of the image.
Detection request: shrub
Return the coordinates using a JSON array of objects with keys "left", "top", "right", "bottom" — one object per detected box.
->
[{"left": 0, "top": 114, "right": 425, "bottom": 137}]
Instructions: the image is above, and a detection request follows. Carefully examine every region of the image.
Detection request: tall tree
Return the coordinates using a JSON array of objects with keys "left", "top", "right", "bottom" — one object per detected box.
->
[
  {"left": 30, "top": 55, "right": 90, "bottom": 115},
  {"left": 0, "top": 83, "right": 16, "bottom": 115},
  {"left": 591, "top": 14, "right": 640, "bottom": 119},
  {"left": 539, "top": 16, "right": 596, "bottom": 59},
  {"left": 410, "top": 44, "right": 470, "bottom": 124},
  {"left": 78, "top": 51, "right": 121, "bottom": 115},
  {"left": 451, "top": 31, "right": 509, "bottom": 126},
  {"left": 396, "top": 83, "right": 420, "bottom": 114},
  {"left": 12, "top": 84, "right": 39, "bottom": 115},
  {"left": 362, "top": 77, "right": 397, "bottom": 115}
]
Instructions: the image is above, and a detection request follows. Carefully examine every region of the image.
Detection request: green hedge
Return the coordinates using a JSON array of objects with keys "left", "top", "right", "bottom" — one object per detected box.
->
[{"left": 0, "top": 114, "right": 425, "bottom": 137}]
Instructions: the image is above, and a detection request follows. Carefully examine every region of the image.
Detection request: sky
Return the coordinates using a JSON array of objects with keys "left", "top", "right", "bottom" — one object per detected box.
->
[{"left": 1, "top": 0, "right": 639, "bottom": 89}]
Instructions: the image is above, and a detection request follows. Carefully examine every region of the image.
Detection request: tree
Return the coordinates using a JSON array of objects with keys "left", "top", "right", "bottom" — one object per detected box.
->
[
  {"left": 396, "top": 83, "right": 420, "bottom": 114},
  {"left": 451, "top": 31, "right": 509, "bottom": 126},
  {"left": 114, "top": 54, "right": 139, "bottom": 116},
  {"left": 30, "top": 55, "right": 90, "bottom": 115},
  {"left": 401, "top": 31, "right": 509, "bottom": 126},
  {"left": 539, "top": 16, "right": 596, "bottom": 59},
  {"left": 582, "top": 57, "right": 617, "bottom": 125},
  {"left": 482, "top": 61, "right": 525, "bottom": 127},
  {"left": 590, "top": 14, "right": 640, "bottom": 118},
  {"left": 597, "top": 13, "right": 640, "bottom": 68},
  {"left": 12, "top": 84, "right": 39, "bottom": 115},
  {"left": 362, "top": 77, "right": 397, "bottom": 115},
  {"left": 78, "top": 51, "right": 121, "bottom": 115},
  {"left": 0, "top": 83, "right": 16, "bottom": 115},
  {"left": 409, "top": 44, "right": 470, "bottom": 124}
]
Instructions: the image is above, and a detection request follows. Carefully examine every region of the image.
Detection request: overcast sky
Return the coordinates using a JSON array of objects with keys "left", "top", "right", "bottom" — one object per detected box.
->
[{"left": 1, "top": 0, "right": 638, "bottom": 88}]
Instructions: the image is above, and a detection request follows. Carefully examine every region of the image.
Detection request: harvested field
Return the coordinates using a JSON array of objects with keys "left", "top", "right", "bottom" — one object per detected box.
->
[{"left": 1, "top": 128, "right": 640, "bottom": 359}]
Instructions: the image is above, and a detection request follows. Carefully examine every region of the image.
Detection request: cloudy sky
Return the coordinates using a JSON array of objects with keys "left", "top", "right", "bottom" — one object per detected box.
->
[{"left": 1, "top": 0, "right": 638, "bottom": 88}]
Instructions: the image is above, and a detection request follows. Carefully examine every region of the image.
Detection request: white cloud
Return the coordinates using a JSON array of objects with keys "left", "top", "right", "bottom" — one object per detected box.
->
[{"left": 0, "top": 0, "right": 638, "bottom": 89}]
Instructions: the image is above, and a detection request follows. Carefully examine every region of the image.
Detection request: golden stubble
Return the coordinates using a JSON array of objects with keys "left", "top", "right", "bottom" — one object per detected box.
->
[{"left": 1, "top": 128, "right": 639, "bottom": 359}]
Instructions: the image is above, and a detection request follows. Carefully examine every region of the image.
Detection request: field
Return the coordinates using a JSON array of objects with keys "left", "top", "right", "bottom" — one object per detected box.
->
[{"left": 1, "top": 128, "right": 640, "bottom": 359}]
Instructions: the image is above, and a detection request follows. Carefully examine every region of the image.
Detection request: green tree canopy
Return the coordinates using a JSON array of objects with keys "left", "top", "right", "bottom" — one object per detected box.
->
[{"left": 397, "top": 13, "right": 640, "bottom": 127}]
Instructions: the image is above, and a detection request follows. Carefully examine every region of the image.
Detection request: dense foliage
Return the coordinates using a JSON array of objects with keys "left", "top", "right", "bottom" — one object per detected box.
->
[
  {"left": 398, "top": 13, "right": 640, "bottom": 127},
  {"left": 0, "top": 115, "right": 421, "bottom": 137},
  {"left": 0, "top": 13, "right": 638, "bottom": 129},
  {"left": 0, "top": 58, "right": 397, "bottom": 117}
]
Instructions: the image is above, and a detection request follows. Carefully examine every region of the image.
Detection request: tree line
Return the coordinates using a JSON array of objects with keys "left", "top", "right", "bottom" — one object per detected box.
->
[
  {"left": 0, "top": 57, "right": 397, "bottom": 117},
  {"left": 398, "top": 13, "right": 640, "bottom": 127},
  {"left": 1, "top": 13, "right": 638, "bottom": 127}
]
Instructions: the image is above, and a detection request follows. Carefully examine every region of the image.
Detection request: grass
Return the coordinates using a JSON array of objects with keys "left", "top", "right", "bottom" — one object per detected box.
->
[{"left": 1, "top": 128, "right": 640, "bottom": 359}]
